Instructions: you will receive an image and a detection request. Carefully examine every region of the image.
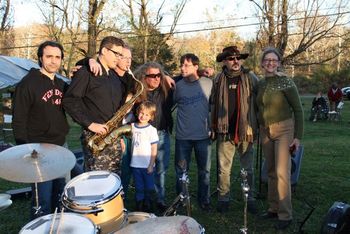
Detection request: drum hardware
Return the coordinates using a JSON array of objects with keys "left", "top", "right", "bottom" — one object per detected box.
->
[
  {"left": 163, "top": 160, "right": 191, "bottom": 217},
  {"left": 0, "top": 193, "right": 12, "bottom": 211},
  {"left": 240, "top": 169, "right": 249, "bottom": 234}
]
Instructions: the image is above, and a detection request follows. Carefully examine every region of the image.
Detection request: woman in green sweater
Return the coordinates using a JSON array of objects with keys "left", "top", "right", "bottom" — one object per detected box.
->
[{"left": 257, "top": 47, "right": 304, "bottom": 230}]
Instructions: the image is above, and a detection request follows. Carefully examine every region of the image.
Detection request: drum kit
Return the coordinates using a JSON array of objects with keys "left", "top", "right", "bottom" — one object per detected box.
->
[{"left": 0, "top": 143, "right": 205, "bottom": 234}]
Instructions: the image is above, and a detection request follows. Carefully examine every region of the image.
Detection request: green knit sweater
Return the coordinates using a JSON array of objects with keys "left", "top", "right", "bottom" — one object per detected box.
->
[{"left": 256, "top": 75, "right": 304, "bottom": 139}]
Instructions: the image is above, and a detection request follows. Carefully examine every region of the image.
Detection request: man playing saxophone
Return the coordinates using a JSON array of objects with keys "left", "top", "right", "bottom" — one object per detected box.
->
[{"left": 63, "top": 36, "right": 127, "bottom": 174}]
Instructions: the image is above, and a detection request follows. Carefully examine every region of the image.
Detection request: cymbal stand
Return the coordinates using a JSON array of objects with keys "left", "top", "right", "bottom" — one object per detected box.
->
[
  {"left": 163, "top": 166, "right": 191, "bottom": 216},
  {"left": 32, "top": 182, "right": 43, "bottom": 217},
  {"left": 240, "top": 169, "right": 249, "bottom": 234}
]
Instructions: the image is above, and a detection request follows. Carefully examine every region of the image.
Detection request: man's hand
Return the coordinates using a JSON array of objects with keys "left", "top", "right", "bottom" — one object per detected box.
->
[
  {"left": 88, "top": 123, "right": 109, "bottom": 135},
  {"left": 69, "top": 65, "right": 82, "bottom": 78},
  {"left": 164, "top": 75, "right": 175, "bottom": 89},
  {"left": 210, "top": 130, "right": 217, "bottom": 141},
  {"left": 120, "top": 138, "right": 126, "bottom": 153},
  {"left": 89, "top": 59, "right": 103, "bottom": 76},
  {"left": 147, "top": 165, "right": 154, "bottom": 174}
]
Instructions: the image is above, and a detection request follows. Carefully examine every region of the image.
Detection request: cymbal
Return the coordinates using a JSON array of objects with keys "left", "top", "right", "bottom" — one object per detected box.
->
[
  {"left": 0, "top": 143, "right": 76, "bottom": 183},
  {"left": 0, "top": 193, "right": 12, "bottom": 211}
]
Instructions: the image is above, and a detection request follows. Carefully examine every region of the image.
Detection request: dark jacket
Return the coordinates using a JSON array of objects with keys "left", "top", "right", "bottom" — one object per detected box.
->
[
  {"left": 12, "top": 68, "right": 69, "bottom": 145},
  {"left": 63, "top": 61, "right": 125, "bottom": 128},
  {"left": 148, "top": 87, "right": 173, "bottom": 133}
]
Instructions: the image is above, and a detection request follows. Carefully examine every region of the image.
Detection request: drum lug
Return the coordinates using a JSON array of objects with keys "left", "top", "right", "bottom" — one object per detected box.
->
[{"left": 92, "top": 206, "right": 104, "bottom": 216}]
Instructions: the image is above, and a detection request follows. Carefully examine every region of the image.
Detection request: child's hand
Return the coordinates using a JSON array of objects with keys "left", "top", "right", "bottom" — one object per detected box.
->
[
  {"left": 120, "top": 139, "right": 126, "bottom": 153},
  {"left": 147, "top": 165, "right": 153, "bottom": 174}
]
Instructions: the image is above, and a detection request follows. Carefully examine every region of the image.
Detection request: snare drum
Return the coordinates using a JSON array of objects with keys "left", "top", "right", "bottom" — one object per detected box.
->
[
  {"left": 19, "top": 212, "right": 97, "bottom": 234},
  {"left": 62, "top": 171, "right": 125, "bottom": 234}
]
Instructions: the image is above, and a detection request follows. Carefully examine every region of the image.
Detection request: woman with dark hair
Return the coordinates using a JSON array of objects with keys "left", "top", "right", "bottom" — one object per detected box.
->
[
  {"left": 256, "top": 47, "right": 304, "bottom": 230},
  {"left": 133, "top": 62, "right": 173, "bottom": 212}
]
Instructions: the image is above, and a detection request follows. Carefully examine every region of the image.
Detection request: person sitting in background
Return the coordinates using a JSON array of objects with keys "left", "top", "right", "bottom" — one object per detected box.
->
[
  {"left": 327, "top": 83, "right": 342, "bottom": 112},
  {"left": 310, "top": 91, "right": 328, "bottom": 122}
]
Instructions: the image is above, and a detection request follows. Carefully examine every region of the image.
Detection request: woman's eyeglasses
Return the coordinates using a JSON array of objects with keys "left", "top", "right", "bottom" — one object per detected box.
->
[
  {"left": 263, "top": 59, "right": 279, "bottom": 64},
  {"left": 145, "top": 73, "right": 162, "bottom": 78}
]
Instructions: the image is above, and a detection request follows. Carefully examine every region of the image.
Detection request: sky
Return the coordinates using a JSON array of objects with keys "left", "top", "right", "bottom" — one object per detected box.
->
[{"left": 13, "top": 0, "right": 260, "bottom": 39}]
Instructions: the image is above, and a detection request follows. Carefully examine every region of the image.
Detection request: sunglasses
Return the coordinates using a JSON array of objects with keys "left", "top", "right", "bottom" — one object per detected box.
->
[
  {"left": 145, "top": 73, "right": 162, "bottom": 78},
  {"left": 106, "top": 47, "right": 123, "bottom": 57},
  {"left": 225, "top": 56, "right": 241, "bottom": 61}
]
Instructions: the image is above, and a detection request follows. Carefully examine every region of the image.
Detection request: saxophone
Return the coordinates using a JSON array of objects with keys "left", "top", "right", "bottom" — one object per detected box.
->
[{"left": 87, "top": 68, "right": 144, "bottom": 154}]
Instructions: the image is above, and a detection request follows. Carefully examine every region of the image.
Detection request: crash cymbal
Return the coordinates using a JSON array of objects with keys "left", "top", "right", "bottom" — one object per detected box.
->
[
  {"left": 0, "top": 193, "right": 12, "bottom": 211},
  {"left": 0, "top": 143, "right": 76, "bottom": 183}
]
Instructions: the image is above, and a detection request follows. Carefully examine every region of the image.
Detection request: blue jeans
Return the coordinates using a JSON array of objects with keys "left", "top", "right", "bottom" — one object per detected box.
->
[
  {"left": 175, "top": 138, "right": 211, "bottom": 204},
  {"left": 132, "top": 167, "right": 155, "bottom": 202},
  {"left": 154, "top": 130, "right": 170, "bottom": 204},
  {"left": 30, "top": 178, "right": 66, "bottom": 220}
]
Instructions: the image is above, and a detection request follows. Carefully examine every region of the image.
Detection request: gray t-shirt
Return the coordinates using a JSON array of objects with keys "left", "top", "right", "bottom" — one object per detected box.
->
[{"left": 174, "top": 77, "right": 213, "bottom": 140}]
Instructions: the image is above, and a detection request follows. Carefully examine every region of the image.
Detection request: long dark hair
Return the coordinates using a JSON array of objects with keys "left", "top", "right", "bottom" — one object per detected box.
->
[{"left": 134, "top": 62, "right": 169, "bottom": 102}]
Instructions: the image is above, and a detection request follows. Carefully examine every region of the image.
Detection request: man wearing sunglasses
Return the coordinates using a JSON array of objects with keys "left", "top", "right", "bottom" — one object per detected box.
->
[
  {"left": 63, "top": 36, "right": 127, "bottom": 174},
  {"left": 211, "top": 46, "right": 259, "bottom": 214}
]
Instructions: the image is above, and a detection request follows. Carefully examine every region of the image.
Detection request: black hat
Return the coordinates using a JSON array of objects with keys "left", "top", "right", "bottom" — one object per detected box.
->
[{"left": 216, "top": 46, "right": 249, "bottom": 62}]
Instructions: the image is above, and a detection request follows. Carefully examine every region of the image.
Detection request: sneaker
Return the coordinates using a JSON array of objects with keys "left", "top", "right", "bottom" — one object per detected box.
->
[
  {"left": 259, "top": 211, "right": 278, "bottom": 219},
  {"left": 157, "top": 202, "right": 168, "bottom": 212},
  {"left": 275, "top": 219, "right": 292, "bottom": 230},
  {"left": 313, "top": 118, "right": 317, "bottom": 122},
  {"left": 217, "top": 201, "right": 229, "bottom": 213},
  {"left": 199, "top": 203, "right": 211, "bottom": 211},
  {"left": 247, "top": 200, "right": 258, "bottom": 214}
]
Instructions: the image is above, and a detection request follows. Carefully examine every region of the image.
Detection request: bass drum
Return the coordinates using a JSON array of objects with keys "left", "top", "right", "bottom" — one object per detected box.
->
[
  {"left": 320, "top": 201, "right": 350, "bottom": 234},
  {"left": 115, "top": 215, "right": 205, "bottom": 234},
  {"left": 62, "top": 171, "right": 125, "bottom": 234},
  {"left": 19, "top": 212, "right": 98, "bottom": 234},
  {"left": 125, "top": 212, "right": 156, "bottom": 225}
]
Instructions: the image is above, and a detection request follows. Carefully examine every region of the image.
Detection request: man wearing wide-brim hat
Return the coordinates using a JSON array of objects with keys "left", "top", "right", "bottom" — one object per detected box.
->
[{"left": 211, "top": 45, "right": 259, "bottom": 214}]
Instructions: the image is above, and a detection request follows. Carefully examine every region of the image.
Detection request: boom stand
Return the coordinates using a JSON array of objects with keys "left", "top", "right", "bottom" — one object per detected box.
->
[
  {"left": 240, "top": 169, "right": 250, "bottom": 234},
  {"left": 163, "top": 161, "right": 191, "bottom": 216}
]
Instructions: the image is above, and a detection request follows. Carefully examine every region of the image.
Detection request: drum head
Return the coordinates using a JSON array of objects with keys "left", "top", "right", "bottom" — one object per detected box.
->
[
  {"left": 63, "top": 171, "right": 122, "bottom": 207},
  {"left": 20, "top": 213, "right": 97, "bottom": 234}
]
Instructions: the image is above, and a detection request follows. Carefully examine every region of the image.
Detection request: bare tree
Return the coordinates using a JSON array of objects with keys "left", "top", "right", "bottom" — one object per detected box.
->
[
  {"left": 0, "top": 0, "right": 14, "bottom": 55},
  {"left": 122, "top": 0, "right": 187, "bottom": 63},
  {"left": 87, "top": 0, "right": 106, "bottom": 56},
  {"left": 251, "top": 0, "right": 349, "bottom": 67},
  {"left": 39, "top": 0, "right": 85, "bottom": 76}
]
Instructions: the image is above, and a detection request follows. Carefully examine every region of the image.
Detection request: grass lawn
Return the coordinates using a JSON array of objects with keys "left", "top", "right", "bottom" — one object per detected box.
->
[{"left": 1, "top": 96, "right": 350, "bottom": 233}]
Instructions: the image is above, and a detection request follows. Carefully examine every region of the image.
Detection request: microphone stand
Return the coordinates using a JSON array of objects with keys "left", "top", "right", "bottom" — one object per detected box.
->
[
  {"left": 163, "top": 160, "right": 191, "bottom": 216},
  {"left": 240, "top": 169, "right": 249, "bottom": 234}
]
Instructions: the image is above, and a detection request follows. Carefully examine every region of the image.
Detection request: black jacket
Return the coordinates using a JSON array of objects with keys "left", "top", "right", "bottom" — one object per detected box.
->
[
  {"left": 12, "top": 68, "right": 69, "bottom": 145},
  {"left": 63, "top": 61, "right": 125, "bottom": 128}
]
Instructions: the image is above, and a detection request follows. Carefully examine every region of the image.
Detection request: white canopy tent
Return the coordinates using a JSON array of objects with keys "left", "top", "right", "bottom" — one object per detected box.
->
[{"left": 0, "top": 55, "right": 69, "bottom": 89}]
